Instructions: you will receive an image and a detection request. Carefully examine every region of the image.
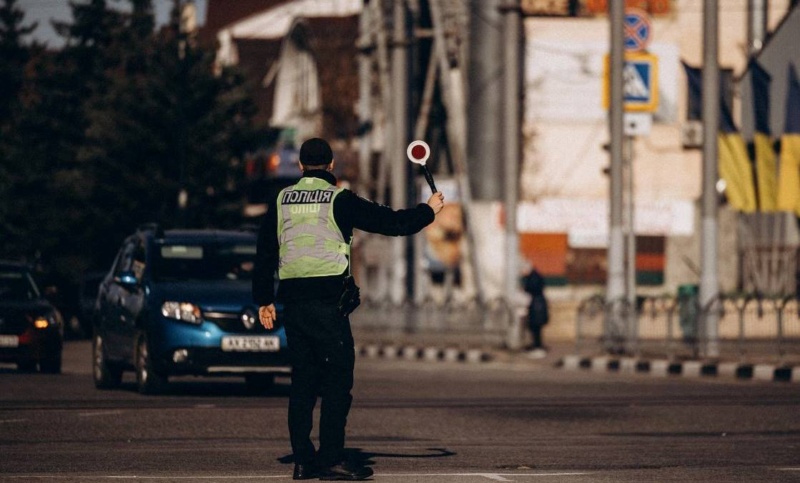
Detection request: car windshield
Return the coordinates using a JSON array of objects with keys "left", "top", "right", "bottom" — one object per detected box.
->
[
  {"left": 0, "top": 271, "right": 41, "bottom": 301},
  {"left": 151, "top": 242, "right": 256, "bottom": 282}
]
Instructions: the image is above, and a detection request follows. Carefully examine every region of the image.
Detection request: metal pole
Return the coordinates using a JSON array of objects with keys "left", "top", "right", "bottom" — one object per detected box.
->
[
  {"left": 502, "top": 0, "right": 522, "bottom": 349},
  {"left": 355, "top": 0, "right": 374, "bottom": 299},
  {"left": 390, "top": 0, "right": 409, "bottom": 305},
  {"left": 357, "top": 1, "right": 373, "bottom": 198},
  {"left": 468, "top": 0, "right": 504, "bottom": 201},
  {"left": 606, "top": 0, "right": 626, "bottom": 352},
  {"left": 625, "top": 135, "right": 637, "bottom": 351},
  {"left": 701, "top": 0, "right": 720, "bottom": 358},
  {"left": 369, "top": 0, "right": 393, "bottom": 302},
  {"left": 747, "top": 0, "right": 769, "bottom": 56}
]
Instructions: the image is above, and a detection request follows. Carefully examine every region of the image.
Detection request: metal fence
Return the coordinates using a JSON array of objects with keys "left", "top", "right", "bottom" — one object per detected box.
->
[{"left": 575, "top": 294, "right": 800, "bottom": 363}]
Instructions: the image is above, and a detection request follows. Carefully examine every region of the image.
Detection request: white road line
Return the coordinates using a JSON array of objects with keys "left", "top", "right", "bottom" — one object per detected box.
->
[
  {"left": 77, "top": 410, "right": 124, "bottom": 418},
  {"left": 4, "top": 472, "right": 592, "bottom": 480},
  {"left": 6, "top": 477, "right": 288, "bottom": 480},
  {"left": 104, "top": 477, "right": 288, "bottom": 480},
  {"left": 375, "top": 473, "right": 591, "bottom": 478},
  {"left": 0, "top": 419, "right": 27, "bottom": 424}
]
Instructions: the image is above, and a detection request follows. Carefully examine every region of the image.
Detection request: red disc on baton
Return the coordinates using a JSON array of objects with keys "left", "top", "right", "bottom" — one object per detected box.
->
[{"left": 407, "top": 140, "right": 430, "bottom": 165}]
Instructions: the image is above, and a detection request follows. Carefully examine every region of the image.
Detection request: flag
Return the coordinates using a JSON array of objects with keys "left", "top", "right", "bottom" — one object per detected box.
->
[
  {"left": 719, "top": 107, "right": 758, "bottom": 213},
  {"left": 682, "top": 62, "right": 756, "bottom": 212},
  {"left": 750, "top": 61, "right": 777, "bottom": 211},
  {"left": 776, "top": 64, "right": 800, "bottom": 215},
  {"left": 682, "top": 61, "right": 702, "bottom": 121}
]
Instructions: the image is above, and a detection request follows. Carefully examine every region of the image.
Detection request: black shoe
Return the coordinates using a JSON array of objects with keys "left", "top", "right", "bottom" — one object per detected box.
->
[
  {"left": 293, "top": 462, "right": 319, "bottom": 480},
  {"left": 318, "top": 463, "right": 374, "bottom": 481}
]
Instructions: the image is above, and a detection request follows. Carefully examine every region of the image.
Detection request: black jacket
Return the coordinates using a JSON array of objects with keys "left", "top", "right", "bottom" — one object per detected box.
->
[{"left": 252, "top": 170, "right": 435, "bottom": 306}]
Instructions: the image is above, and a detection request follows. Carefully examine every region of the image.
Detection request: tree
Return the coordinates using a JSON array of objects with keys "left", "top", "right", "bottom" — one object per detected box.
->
[
  {"left": 79, "top": 0, "right": 258, "bottom": 264},
  {"left": 2, "top": 0, "right": 259, "bottom": 285},
  {"left": 0, "top": 0, "right": 36, "bottom": 258},
  {"left": 0, "top": 0, "right": 35, "bottom": 123}
]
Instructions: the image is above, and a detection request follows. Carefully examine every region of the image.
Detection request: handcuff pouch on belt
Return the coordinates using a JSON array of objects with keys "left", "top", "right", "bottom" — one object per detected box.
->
[
  {"left": 337, "top": 246, "right": 360, "bottom": 317},
  {"left": 337, "top": 274, "right": 361, "bottom": 317}
]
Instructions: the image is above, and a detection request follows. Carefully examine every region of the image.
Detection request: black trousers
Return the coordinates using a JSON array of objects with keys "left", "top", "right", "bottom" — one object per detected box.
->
[
  {"left": 283, "top": 298, "right": 355, "bottom": 467},
  {"left": 529, "top": 324, "right": 543, "bottom": 349}
]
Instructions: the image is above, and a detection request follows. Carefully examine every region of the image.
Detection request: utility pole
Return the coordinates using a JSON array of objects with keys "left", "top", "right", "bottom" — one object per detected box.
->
[
  {"left": 747, "top": 0, "right": 769, "bottom": 55},
  {"left": 357, "top": 1, "right": 373, "bottom": 198},
  {"left": 501, "top": 0, "right": 522, "bottom": 349},
  {"left": 701, "top": 0, "right": 720, "bottom": 358},
  {"left": 468, "top": 0, "right": 504, "bottom": 201},
  {"left": 606, "top": 0, "right": 626, "bottom": 352},
  {"left": 390, "top": 0, "right": 409, "bottom": 305}
]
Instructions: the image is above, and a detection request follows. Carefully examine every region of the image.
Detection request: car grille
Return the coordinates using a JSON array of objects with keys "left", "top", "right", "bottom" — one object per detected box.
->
[{"left": 203, "top": 311, "right": 278, "bottom": 333}]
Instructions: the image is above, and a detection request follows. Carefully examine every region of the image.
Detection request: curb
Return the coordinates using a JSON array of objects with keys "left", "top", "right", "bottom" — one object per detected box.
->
[
  {"left": 356, "top": 344, "right": 493, "bottom": 364},
  {"left": 559, "top": 355, "right": 800, "bottom": 383}
]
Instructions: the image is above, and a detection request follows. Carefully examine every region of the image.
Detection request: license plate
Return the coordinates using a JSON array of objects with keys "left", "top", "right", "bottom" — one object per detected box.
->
[
  {"left": 0, "top": 335, "right": 19, "bottom": 348},
  {"left": 221, "top": 336, "right": 279, "bottom": 352}
]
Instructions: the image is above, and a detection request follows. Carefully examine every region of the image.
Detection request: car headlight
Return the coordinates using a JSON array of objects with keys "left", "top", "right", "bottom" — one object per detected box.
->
[
  {"left": 30, "top": 314, "right": 57, "bottom": 329},
  {"left": 161, "top": 301, "right": 202, "bottom": 324}
]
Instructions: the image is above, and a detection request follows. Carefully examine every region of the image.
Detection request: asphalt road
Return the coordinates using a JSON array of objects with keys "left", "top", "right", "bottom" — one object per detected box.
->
[{"left": 1, "top": 340, "right": 799, "bottom": 482}]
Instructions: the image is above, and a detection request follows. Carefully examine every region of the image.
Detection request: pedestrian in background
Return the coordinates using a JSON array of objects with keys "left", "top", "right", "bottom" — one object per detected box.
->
[
  {"left": 253, "top": 137, "right": 444, "bottom": 481},
  {"left": 523, "top": 267, "right": 549, "bottom": 359}
]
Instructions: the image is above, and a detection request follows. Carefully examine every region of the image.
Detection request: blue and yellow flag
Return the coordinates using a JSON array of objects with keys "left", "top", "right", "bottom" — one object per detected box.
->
[
  {"left": 776, "top": 64, "right": 800, "bottom": 215},
  {"left": 683, "top": 62, "right": 756, "bottom": 212},
  {"left": 750, "top": 61, "right": 777, "bottom": 211}
]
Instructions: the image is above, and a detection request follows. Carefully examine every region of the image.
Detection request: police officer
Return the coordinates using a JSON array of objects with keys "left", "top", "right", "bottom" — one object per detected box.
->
[{"left": 253, "top": 138, "right": 444, "bottom": 481}]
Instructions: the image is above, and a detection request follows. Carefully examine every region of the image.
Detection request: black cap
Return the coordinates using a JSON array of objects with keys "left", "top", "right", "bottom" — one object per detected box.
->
[{"left": 299, "top": 137, "right": 333, "bottom": 166}]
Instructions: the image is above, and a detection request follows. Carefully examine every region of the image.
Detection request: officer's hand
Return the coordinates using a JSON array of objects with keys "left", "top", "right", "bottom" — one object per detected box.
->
[
  {"left": 258, "top": 304, "right": 276, "bottom": 330},
  {"left": 426, "top": 192, "right": 445, "bottom": 214}
]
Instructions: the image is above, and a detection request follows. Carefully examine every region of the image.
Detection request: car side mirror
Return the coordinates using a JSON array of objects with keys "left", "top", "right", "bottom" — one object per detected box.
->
[{"left": 114, "top": 271, "right": 139, "bottom": 290}]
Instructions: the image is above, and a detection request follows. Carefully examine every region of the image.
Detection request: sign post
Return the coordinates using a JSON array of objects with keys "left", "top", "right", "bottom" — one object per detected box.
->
[{"left": 604, "top": 7, "right": 658, "bottom": 354}]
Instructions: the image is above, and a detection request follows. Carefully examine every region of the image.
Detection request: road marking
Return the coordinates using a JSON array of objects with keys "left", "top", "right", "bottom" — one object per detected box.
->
[
  {"left": 6, "top": 477, "right": 289, "bottom": 480},
  {"left": 4, "top": 472, "right": 592, "bottom": 480},
  {"left": 0, "top": 418, "right": 27, "bottom": 424},
  {"left": 374, "top": 472, "right": 591, "bottom": 481},
  {"left": 105, "top": 477, "right": 288, "bottom": 480},
  {"left": 78, "top": 410, "right": 124, "bottom": 418},
  {"left": 375, "top": 472, "right": 591, "bottom": 480}
]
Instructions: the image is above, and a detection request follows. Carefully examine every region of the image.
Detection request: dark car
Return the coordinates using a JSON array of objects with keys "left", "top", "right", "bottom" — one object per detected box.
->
[
  {"left": 0, "top": 261, "right": 64, "bottom": 373},
  {"left": 92, "top": 225, "right": 289, "bottom": 394}
]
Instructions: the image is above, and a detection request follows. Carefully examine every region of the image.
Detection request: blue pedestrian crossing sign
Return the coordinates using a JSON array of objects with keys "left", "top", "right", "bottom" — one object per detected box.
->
[
  {"left": 602, "top": 52, "right": 659, "bottom": 113},
  {"left": 624, "top": 8, "right": 651, "bottom": 52}
]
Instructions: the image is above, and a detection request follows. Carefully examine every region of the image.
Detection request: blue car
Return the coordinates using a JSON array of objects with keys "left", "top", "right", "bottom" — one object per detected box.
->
[{"left": 92, "top": 225, "right": 288, "bottom": 394}]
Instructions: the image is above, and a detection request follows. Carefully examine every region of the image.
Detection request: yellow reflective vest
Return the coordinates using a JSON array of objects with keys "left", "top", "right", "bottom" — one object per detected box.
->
[{"left": 276, "top": 177, "right": 349, "bottom": 279}]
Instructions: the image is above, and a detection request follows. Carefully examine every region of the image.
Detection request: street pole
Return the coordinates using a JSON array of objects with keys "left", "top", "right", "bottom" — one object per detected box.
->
[
  {"left": 357, "top": 1, "right": 373, "bottom": 198},
  {"left": 625, "top": 135, "right": 637, "bottom": 352},
  {"left": 747, "top": 0, "right": 769, "bottom": 56},
  {"left": 701, "top": 0, "right": 720, "bottom": 358},
  {"left": 469, "top": 0, "right": 504, "bottom": 201},
  {"left": 390, "top": 0, "right": 409, "bottom": 305},
  {"left": 606, "top": 0, "right": 626, "bottom": 352},
  {"left": 501, "top": 0, "right": 522, "bottom": 350}
]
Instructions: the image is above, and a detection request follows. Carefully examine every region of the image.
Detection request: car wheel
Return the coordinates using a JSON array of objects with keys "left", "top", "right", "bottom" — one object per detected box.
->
[
  {"left": 136, "top": 335, "right": 166, "bottom": 395},
  {"left": 93, "top": 334, "right": 122, "bottom": 389},
  {"left": 244, "top": 374, "right": 275, "bottom": 394},
  {"left": 40, "top": 355, "right": 62, "bottom": 374}
]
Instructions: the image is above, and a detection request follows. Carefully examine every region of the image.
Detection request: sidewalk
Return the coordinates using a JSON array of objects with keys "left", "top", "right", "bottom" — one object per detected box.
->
[{"left": 350, "top": 305, "right": 800, "bottom": 384}]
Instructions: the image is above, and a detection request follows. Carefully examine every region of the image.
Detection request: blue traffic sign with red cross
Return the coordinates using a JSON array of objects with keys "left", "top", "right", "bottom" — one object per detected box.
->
[{"left": 624, "top": 8, "right": 651, "bottom": 52}]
